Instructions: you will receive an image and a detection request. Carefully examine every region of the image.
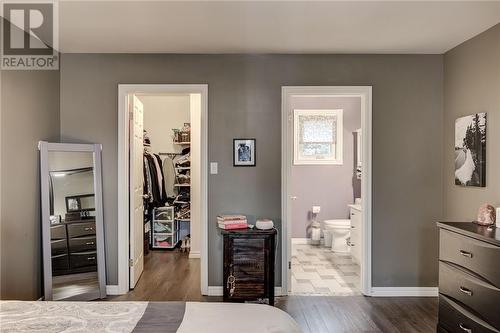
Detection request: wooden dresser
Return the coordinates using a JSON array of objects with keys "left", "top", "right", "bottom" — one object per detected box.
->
[
  {"left": 437, "top": 222, "right": 500, "bottom": 333},
  {"left": 222, "top": 228, "right": 277, "bottom": 306},
  {"left": 50, "top": 219, "right": 98, "bottom": 276}
]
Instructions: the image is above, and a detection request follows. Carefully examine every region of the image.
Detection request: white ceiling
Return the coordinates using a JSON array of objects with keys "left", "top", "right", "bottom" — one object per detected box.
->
[{"left": 59, "top": 1, "right": 500, "bottom": 54}]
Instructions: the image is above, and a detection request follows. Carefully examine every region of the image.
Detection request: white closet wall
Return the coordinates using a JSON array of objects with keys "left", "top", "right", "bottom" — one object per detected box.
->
[
  {"left": 189, "top": 93, "right": 201, "bottom": 257},
  {"left": 140, "top": 94, "right": 190, "bottom": 153}
]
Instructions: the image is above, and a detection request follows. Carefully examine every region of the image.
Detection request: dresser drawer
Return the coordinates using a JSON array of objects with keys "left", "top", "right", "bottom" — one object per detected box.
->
[
  {"left": 69, "top": 236, "right": 96, "bottom": 253},
  {"left": 437, "top": 324, "right": 451, "bottom": 333},
  {"left": 67, "top": 222, "right": 96, "bottom": 238},
  {"left": 50, "top": 224, "right": 66, "bottom": 240},
  {"left": 439, "top": 230, "right": 500, "bottom": 288},
  {"left": 439, "top": 295, "right": 500, "bottom": 333},
  {"left": 51, "top": 254, "right": 69, "bottom": 273},
  {"left": 70, "top": 251, "right": 97, "bottom": 269},
  {"left": 51, "top": 239, "right": 68, "bottom": 256},
  {"left": 440, "top": 261, "right": 500, "bottom": 329}
]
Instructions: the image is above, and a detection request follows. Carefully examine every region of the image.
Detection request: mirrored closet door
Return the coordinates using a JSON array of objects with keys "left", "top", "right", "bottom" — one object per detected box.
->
[{"left": 39, "top": 142, "right": 106, "bottom": 301}]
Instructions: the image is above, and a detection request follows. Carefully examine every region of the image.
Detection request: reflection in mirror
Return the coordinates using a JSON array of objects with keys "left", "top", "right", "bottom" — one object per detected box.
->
[{"left": 41, "top": 145, "right": 106, "bottom": 301}]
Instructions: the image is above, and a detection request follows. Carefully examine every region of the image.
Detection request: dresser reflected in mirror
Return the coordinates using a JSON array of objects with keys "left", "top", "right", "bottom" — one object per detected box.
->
[{"left": 39, "top": 142, "right": 106, "bottom": 301}]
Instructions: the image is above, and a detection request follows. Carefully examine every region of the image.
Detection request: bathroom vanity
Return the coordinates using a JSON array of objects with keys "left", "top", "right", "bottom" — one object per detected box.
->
[{"left": 348, "top": 204, "right": 362, "bottom": 264}]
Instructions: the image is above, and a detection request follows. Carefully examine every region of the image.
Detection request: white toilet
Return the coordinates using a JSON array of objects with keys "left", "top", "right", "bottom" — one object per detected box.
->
[{"left": 322, "top": 219, "right": 351, "bottom": 253}]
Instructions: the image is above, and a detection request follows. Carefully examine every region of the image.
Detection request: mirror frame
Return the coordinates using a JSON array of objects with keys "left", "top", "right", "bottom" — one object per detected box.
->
[{"left": 39, "top": 141, "right": 106, "bottom": 300}]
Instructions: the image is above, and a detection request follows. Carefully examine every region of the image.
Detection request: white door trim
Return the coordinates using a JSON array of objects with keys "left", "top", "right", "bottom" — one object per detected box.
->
[
  {"left": 281, "top": 86, "right": 373, "bottom": 296},
  {"left": 117, "top": 84, "right": 209, "bottom": 295}
]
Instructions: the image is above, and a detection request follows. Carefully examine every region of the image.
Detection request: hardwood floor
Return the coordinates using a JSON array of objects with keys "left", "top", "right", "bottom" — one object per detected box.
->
[
  {"left": 110, "top": 250, "right": 207, "bottom": 301},
  {"left": 108, "top": 250, "right": 438, "bottom": 332},
  {"left": 277, "top": 296, "right": 438, "bottom": 333}
]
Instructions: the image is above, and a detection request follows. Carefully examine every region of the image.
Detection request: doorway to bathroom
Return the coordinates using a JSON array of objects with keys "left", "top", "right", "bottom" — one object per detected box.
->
[{"left": 281, "top": 86, "right": 372, "bottom": 296}]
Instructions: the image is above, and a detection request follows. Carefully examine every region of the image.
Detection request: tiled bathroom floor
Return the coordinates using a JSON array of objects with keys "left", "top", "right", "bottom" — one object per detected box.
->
[{"left": 291, "top": 243, "right": 361, "bottom": 296}]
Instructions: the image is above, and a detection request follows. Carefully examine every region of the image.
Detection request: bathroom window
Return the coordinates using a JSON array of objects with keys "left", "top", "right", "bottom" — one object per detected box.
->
[{"left": 293, "top": 109, "right": 343, "bottom": 165}]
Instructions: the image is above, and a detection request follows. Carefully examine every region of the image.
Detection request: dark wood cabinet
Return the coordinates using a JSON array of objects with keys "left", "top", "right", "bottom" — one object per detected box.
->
[
  {"left": 50, "top": 219, "right": 97, "bottom": 276},
  {"left": 437, "top": 222, "right": 500, "bottom": 333},
  {"left": 222, "top": 228, "right": 277, "bottom": 306}
]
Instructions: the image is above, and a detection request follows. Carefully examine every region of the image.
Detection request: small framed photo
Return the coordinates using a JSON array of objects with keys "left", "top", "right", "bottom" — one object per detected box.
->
[
  {"left": 233, "top": 138, "right": 256, "bottom": 167},
  {"left": 66, "top": 196, "right": 81, "bottom": 212}
]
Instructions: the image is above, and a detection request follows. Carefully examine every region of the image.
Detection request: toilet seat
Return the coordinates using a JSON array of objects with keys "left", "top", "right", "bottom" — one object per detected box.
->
[{"left": 323, "top": 219, "right": 351, "bottom": 229}]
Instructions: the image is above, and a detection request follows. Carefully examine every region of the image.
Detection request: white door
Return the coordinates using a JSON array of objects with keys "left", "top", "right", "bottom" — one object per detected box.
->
[{"left": 129, "top": 94, "right": 144, "bottom": 288}]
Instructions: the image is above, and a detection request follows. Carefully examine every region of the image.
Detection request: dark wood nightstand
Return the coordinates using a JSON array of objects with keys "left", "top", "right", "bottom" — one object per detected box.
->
[{"left": 221, "top": 228, "right": 277, "bottom": 306}]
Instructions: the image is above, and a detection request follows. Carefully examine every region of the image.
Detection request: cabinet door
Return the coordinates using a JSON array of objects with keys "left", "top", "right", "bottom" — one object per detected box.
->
[
  {"left": 224, "top": 235, "right": 270, "bottom": 300},
  {"left": 350, "top": 208, "right": 362, "bottom": 263}
]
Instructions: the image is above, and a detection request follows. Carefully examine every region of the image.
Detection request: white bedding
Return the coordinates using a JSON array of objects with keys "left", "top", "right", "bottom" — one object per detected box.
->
[
  {"left": 0, "top": 301, "right": 148, "bottom": 333},
  {"left": 0, "top": 301, "right": 302, "bottom": 333},
  {"left": 177, "top": 302, "right": 302, "bottom": 333}
]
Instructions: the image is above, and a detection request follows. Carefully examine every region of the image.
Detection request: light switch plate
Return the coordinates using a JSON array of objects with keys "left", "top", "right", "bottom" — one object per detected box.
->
[{"left": 210, "top": 162, "right": 218, "bottom": 174}]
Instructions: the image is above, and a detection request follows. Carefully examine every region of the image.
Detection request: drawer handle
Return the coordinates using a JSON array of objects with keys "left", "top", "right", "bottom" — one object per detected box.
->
[
  {"left": 85, "top": 241, "right": 95, "bottom": 245},
  {"left": 459, "top": 323, "right": 472, "bottom": 333},
  {"left": 459, "top": 250, "right": 473, "bottom": 258},
  {"left": 459, "top": 286, "right": 473, "bottom": 296},
  {"left": 84, "top": 227, "right": 94, "bottom": 231},
  {"left": 87, "top": 256, "right": 96, "bottom": 261}
]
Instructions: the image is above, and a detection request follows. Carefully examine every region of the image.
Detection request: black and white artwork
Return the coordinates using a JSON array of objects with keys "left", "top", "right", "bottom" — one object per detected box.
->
[
  {"left": 66, "top": 197, "right": 81, "bottom": 212},
  {"left": 455, "top": 113, "right": 486, "bottom": 187},
  {"left": 233, "top": 139, "right": 256, "bottom": 166}
]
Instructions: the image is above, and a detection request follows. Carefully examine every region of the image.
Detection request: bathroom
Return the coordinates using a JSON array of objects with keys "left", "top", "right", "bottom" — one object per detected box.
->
[{"left": 290, "top": 95, "right": 362, "bottom": 296}]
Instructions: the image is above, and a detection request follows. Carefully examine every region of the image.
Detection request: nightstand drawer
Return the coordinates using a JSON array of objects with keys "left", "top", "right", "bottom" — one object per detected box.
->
[
  {"left": 440, "top": 261, "right": 500, "bottom": 330},
  {"left": 68, "top": 221, "right": 96, "bottom": 238},
  {"left": 439, "top": 229, "right": 500, "bottom": 288},
  {"left": 439, "top": 295, "right": 499, "bottom": 333}
]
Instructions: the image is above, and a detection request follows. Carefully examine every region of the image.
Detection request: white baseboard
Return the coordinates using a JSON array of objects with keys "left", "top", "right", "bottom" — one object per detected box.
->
[
  {"left": 207, "top": 286, "right": 223, "bottom": 296},
  {"left": 292, "top": 238, "right": 324, "bottom": 245},
  {"left": 207, "top": 286, "right": 284, "bottom": 297},
  {"left": 370, "top": 287, "right": 438, "bottom": 297},
  {"left": 188, "top": 251, "right": 201, "bottom": 259},
  {"left": 106, "top": 285, "right": 122, "bottom": 295}
]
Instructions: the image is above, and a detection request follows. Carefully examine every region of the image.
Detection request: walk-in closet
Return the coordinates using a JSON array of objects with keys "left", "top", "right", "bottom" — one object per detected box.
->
[{"left": 134, "top": 93, "right": 195, "bottom": 292}]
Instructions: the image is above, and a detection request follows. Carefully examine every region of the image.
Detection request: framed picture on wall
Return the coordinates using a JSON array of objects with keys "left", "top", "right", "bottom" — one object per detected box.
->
[
  {"left": 455, "top": 112, "right": 487, "bottom": 187},
  {"left": 233, "top": 139, "right": 256, "bottom": 167}
]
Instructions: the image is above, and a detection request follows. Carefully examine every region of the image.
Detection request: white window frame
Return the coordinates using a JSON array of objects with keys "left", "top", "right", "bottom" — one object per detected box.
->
[{"left": 293, "top": 109, "right": 343, "bottom": 165}]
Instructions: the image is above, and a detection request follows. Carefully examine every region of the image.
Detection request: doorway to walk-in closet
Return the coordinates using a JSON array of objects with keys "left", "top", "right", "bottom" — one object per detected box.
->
[{"left": 116, "top": 84, "right": 208, "bottom": 301}]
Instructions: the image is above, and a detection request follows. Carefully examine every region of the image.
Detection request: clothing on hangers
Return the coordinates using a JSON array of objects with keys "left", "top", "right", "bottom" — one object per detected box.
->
[{"left": 162, "top": 155, "right": 177, "bottom": 199}]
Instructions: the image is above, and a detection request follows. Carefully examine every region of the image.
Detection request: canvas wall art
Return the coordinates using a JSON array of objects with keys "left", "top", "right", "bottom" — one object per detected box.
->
[{"left": 455, "top": 112, "right": 486, "bottom": 187}]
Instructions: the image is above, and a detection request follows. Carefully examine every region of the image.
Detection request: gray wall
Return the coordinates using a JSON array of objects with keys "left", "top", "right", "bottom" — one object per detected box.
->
[
  {"left": 0, "top": 70, "right": 60, "bottom": 300},
  {"left": 443, "top": 24, "right": 500, "bottom": 220},
  {"left": 291, "top": 97, "right": 361, "bottom": 238},
  {"left": 59, "top": 54, "right": 443, "bottom": 288}
]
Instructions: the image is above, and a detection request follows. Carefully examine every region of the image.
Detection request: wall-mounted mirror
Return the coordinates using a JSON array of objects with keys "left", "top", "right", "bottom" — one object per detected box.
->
[{"left": 39, "top": 142, "right": 106, "bottom": 301}]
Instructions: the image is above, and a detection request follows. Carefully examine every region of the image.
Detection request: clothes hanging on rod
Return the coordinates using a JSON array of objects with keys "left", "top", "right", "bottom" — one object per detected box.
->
[
  {"left": 162, "top": 155, "right": 177, "bottom": 199},
  {"left": 143, "top": 152, "right": 167, "bottom": 208}
]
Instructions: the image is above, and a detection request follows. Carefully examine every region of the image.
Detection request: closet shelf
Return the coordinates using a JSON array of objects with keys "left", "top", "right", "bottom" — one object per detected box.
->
[
  {"left": 175, "top": 167, "right": 191, "bottom": 170},
  {"left": 176, "top": 218, "right": 191, "bottom": 222},
  {"left": 174, "top": 184, "right": 191, "bottom": 187},
  {"left": 173, "top": 142, "right": 190, "bottom": 145},
  {"left": 173, "top": 200, "right": 190, "bottom": 204}
]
